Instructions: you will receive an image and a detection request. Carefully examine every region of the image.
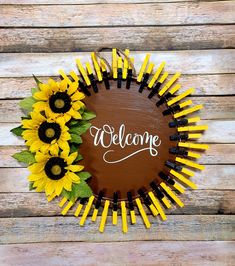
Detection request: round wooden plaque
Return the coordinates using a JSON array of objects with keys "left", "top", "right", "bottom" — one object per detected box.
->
[{"left": 80, "top": 80, "right": 177, "bottom": 200}]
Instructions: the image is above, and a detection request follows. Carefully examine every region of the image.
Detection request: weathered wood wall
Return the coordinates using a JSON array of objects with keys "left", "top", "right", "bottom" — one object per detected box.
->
[{"left": 0, "top": 1, "right": 234, "bottom": 265}]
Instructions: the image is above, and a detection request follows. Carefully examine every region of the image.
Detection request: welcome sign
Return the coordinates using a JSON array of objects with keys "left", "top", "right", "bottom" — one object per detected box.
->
[{"left": 11, "top": 48, "right": 209, "bottom": 233}]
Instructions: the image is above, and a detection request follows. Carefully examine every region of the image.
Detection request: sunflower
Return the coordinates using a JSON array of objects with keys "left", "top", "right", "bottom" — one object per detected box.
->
[
  {"left": 22, "top": 111, "right": 71, "bottom": 154},
  {"left": 28, "top": 149, "right": 83, "bottom": 196},
  {"left": 33, "top": 78, "right": 85, "bottom": 122}
]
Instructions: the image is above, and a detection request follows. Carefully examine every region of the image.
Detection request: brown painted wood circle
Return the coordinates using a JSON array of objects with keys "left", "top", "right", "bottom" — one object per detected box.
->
[{"left": 80, "top": 79, "right": 177, "bottom": 201}]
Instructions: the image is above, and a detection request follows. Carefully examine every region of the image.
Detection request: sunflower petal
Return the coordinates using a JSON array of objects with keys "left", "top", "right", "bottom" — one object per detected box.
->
[
  {"left": 33, "top": 101, "right": 48, "bottom": 112},
  {"left": 66, "top": 165, "right": 84, "bottom": 173},
  {"left": 66, "top": 152, "right": 78, "bottom": 165},
  {"left": 28, "top": 162, "right": 45, "bottom": 174},
  {"left": 68, "top": 82, "right": 78, "bottom": 95}
]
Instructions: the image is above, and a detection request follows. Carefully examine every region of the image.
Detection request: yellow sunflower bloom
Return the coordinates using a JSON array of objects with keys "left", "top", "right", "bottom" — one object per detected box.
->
[
  {"left": 33, "top": 79, "right": 85, "bottom": 122},
  {"left": 22, "top": 111, "right": 71, "bottom": 154},
  {"left": 28, "top": 149, "right": 84, "bottom": 196}
]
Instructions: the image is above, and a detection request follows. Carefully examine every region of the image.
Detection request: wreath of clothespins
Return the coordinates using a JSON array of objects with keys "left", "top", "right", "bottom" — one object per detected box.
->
[{"left": 11, "top": 48, "right": 209, "bottom": 233}]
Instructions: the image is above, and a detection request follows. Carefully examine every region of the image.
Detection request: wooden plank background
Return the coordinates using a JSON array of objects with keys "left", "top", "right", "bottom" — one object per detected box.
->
[{"left": 0, "top": 1, "right": 234, "bottom": 265}]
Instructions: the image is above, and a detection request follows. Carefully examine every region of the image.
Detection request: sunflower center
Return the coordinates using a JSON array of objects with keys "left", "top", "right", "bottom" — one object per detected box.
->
[
  {"left": 49, "top": 92, "right": 72, "bottom": 113},
  {"left": 45, "top": 157, "right": 67, "bottom": 180},
  {"left": 38, "top": 121, "right": 61, "bottom": 144},
  {"left": 54, "top": 99, "right": 65, "bottom": 109}
]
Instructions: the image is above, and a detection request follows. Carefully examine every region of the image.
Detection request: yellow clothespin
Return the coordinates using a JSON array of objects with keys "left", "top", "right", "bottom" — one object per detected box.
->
[
  {"left": 100, "top": 59, "right": 107, "bottom": 72},
  {"left": 122, "top": 49, "right": 130, "bottom": 79},
  {"left": 59, "top": 197, "right": 67, "bottom": 208},
  {"left": 112, "top": 210, "right": 118, "bottom": 225},
  {"left": 135, "top": 198, "right": 151, "bottom": 228},
  {"left": 121, "top": 201, "right": 128, "bottom": 233},
  {"left": 137, "top": 53, "right": 150, "bottom": 82},
  {"left": 146, "top": 62, "right": 154, "bottom": 75},
  {"left": 58, "top": 69, "right": 72, "bottom": 84},
  {"left": 74, "top": 201, "right": 84, "bottom": 217},
  {"left": 130, "top": 209, "right": 136, "bottom": 224},
  {"left": 148, "top": 62, "right": 166, "bottom": 89},
  {"left": 178, "top": 142, "right": 209, "bottom": 150},
  {"left": 176, "top": 157, "right": 205, "bottom": 170},
  {"left": 76, "top": 59, "right": 91, "bottom": 86},
  {"left": 148, "top": 192, "right": 167, "bottom": 220},
  {"left": 169, "top": 84, "right": 181, "bottom": 95},
  {"left": 159, "top": 72, "right": 181, "bottom": 96},
  {"left": 170, "top": 169, "right": 197, "bottom": 189},
  {"left": 91, "top": 52, "right": 102, "bottom": 81},
  {"left": 161, "top": 196, "right": 171, "bottom": 208},
  {"left": 112, "top": 48, "right": 118, "bottom": 79},
  {"left": 187, "top": 151, "right": 201, "bottom": 159},
  {"left": 178, "top": 125, "right": 208, "bottom": 132},
  {"left": 160, "top": 183, "right": 184, "bottom": 208},
  {"left": 167, "top": 88, "right": 195, "bottom": 106},
  {"left": 188, "top": 133, "right": 202, "bottom": 139},
  {"left": 86, "top": 62, "right": 93, "bottom": 76},
  {"left": 158, "top": 72, "right": 169, "bottom": 84},
  {"left": 69, "top": 70, "right": 79, "bottom": 82},
  {"left": 99, "top": 200, "right": 110, "bottom": 233},
  {"left": 187, "top": 117, "right": 201, "bottom": 124},
  {"left": 79, "top": 196, "right": 95, "bottom": 226},
  {"left": 174, "top": 105, "right": 203, "bottom": 119},
  {"left": 61, "top": 201, "right": 74, "bottom": 216}
]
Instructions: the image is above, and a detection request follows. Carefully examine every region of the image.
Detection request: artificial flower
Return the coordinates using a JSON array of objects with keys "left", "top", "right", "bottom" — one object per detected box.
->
[
  {"left": 28, "top": 149, "right": 83, "bottom": 196},
  {"left": 22, "top": 111, "right": 71, "bottom": 154},
  {"left": 33, "top": 79, "right": 85, "bottom": 122}
]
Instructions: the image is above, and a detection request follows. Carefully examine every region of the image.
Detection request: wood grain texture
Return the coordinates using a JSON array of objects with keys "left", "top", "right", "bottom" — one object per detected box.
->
[
  {"left": 1, "top": 165, "right": 235, "bottom": 192},
  {"left": 1, "top": 74, "right": 235, "bottom": 99},
  {"left": 0, "top": 144, "right": 233, "bottom": 167},
  {"left": 0, "top": 190, "right": 234, "bottom": 218},
  {"left": 0, "top": 0, "right": 200, "bottom": 4},
  {"left": 1, "top": 50, "right": 234, "bottom": 77},
  {"left": 1, "top": 25, "right": 234, "bottom": 52},
  {"left": 2, "top": 120, "right": 235, "bottom": 146},
  {"left": 0, "top": 241, "right": 234, "bottom": 266},
  {"left": 1, "top": 215, "right": 234, "bottom": 244},
  {"left": 0, "top": 97, "right": 234, "bottom": 122},
  {"left": 1, "top": 2, "right": 234, "bottom": 27}
]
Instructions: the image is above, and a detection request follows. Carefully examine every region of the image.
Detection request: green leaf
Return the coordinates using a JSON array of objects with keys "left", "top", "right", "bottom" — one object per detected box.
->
[
  {"left": 69, "top": 122, "right": 91, "bottom": 135},
  {"left": 10, "top": 125, "right": 24, "bottom": 136},
  {"left": 31, "top": 87, "right": 39, "bottom": 95},
  {"left": 76, "top": 154, "right": 83, "bottom": 161},
  {"left": 70, "top": 134, "right": 82, "bottom": 144},
  {"left": 61, "top": 181, "right": 93, "bottom": 201},
  {"left": 19, "top": 96, "right": 37, "bottom": 112},
  {"left": 12, "top": 150, "right": 36, "bottom": 165},
  {"left": 33, "top": 74, "right": 42, "bottom": 87},
  {"left": 70, "top": 145, "right": 83, "bottom": 161},
  {"left": 77, "top": 171, "right": 91, "bottom": 181},
  {"left": 29, "top": 182, "right": 35, "bottom": 191},
  {"left": 69, "top": 119, "right": 79, "bottom": 127},
  {"left": 79, "top": 106, "right": 85, "bottom": 115},
  {"left": 73, "top": 181, "right": 93, "bottom": 198},
  {"left": 82, "top": 110, "right": 96, "bottom": 120}
]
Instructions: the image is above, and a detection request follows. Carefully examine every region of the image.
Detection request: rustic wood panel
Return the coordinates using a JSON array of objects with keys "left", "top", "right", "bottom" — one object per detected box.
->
[
  {"left": 1, "top": 215, "right": 234, "bottom": 244},
  {"left": 0, "top": 144, "right": 233, "bottom": 167},
  {"left": 0, "top": 241, "right": 234, "bottom": 266},
  {"left": 1, "top": 74, "right": 235, "bottom": 99},
  {"left": 2, "top": 120, "right": 234, "bottom": 146},
  {"left": 1, "top": 25, "right": 234, "bottom": 52},
  {"left": 1, "top": 50, "right": 234, "bottom": 77},
  {"left": 1, "top": 165, "right": 235, "bottom": 192},
  {"left": 0, "top": 0, "right": 199, "bottom": 4},
  {"left": 0, "top": 190, "right": 234, "bottom": 218},
  {"left": 1, "top": 2, "right": 234, "bottom": 27},
  {"left": 0, "top": 97, "right": 234, "bottom": 122}
]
